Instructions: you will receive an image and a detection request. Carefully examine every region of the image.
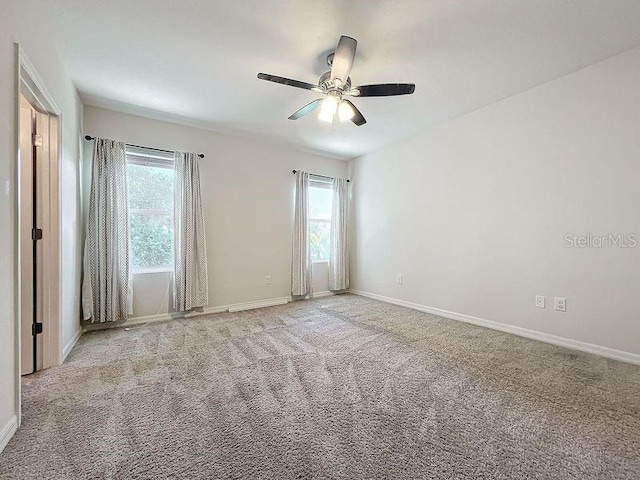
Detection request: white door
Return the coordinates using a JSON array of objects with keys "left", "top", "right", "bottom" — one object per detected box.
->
[{"left": 19, "top": 96, "right": 49, "bottom": 375}]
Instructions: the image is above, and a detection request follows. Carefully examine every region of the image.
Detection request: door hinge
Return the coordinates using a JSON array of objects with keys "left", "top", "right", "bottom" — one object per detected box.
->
[
  {"left": 32, "top": 228, "right": 43, "bottom": 241},
  {"left": 32, "top": 322, "right": 43, "bottom": 336},
  {"left": 32, "top": 133, "right": 43, "bottom": 147}
]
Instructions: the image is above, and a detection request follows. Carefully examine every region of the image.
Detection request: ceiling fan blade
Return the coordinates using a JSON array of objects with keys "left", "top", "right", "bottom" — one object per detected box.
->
[
  {"left": 288, "top": 99, "right": 324, "bottom": 120},
  {"left": 330, "top": 36, "right": 357, "bottom": 85},
  {"left": 342, "top": 99, "right": 366, "bottom": 126},
  {"left": 257, "top": 73, "right": 320, "bottom": 91},
  {"left": 351, "top": 83, "right": 415, "bottom": 97}
]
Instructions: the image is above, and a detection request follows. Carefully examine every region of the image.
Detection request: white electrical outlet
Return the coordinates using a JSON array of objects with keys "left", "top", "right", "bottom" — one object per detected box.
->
[
  {"left": 397, "top": 275, "right": 403, "bottom": 284},
  {"left": 554, "top": 297, "right": 566, "bottom": 312},
  {"left": 535, "top": 295, "right": 545, "bottom": 309},
  {"left": 265, "top": 275, "right": 272, "bottom": 285}
]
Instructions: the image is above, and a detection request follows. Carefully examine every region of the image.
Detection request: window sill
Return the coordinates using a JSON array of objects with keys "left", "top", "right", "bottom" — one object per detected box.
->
[
  {"left": 132, "top": 268, "right": 173, "bottom": 275},
  {"left": 312, "top": 260, "right": 329, "bottom": 264}
]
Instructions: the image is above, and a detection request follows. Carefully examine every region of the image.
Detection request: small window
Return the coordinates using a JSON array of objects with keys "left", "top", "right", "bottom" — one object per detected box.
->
[
  {"left": 126, "top": 147, "right": 175, "bottom": 272},
  {"left": 309, "top": 180, "right": 333, "bottom": 262}
]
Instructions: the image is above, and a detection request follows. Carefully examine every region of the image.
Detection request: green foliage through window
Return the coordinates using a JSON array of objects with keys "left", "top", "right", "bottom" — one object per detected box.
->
[
  {"left": 309, "top": 183, "right": 332, "bottom": 261},
  {"left": 310, "top": 220, "right": 330, "bottom": 261},
  {"left": 126, "top": 161, "right": 174, "bottom": 269}
]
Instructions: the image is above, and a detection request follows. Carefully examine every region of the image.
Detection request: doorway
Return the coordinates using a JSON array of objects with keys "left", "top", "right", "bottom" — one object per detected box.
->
[
  {"left": 18, "top": 96, "right": 58, "bottom": 374},
  {"left": 16, "top": 45, "right": 62, "bottom": 386}
]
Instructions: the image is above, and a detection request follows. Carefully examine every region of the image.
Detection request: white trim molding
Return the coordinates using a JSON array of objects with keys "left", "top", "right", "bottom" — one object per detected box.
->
[
  {"left": 0, "top": 415, "right": 18, "bottom": 454},
  {"left": 14, "top": 43, "right": 64, "bottom": 428},
  {"left": 311, "top": 291, "right": 334, "bottom": 299},
  {"left": 17, "top": 49, "right": 61, "bottom": 115},
  {"left": 350, "top": 290, "right": 640, "bottom": 366},
  {"left": 225, "top": 297, "right": 289, "bottom": 313},
  {"left": 83, "top": 311, "right": 182, "bottom": 331},
  {"left": 83, "top": 296, "right": 294, "bottom": 331},
  {"left": 61, "top": 328, "right": 82, "bottom": 363}
]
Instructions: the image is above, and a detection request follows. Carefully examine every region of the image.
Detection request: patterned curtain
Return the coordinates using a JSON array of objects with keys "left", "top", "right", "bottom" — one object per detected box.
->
[
  {"left": 329, "top": 178, "right": 349, "bottom": 291},
  {"left": 291, "top": 171, "right": 312, "bottom": 296},
  {"left": 173, "top": 152, "right": 209, "bottom": 312},
  {"left": 81, "top": 138, "right": 131, "bottom": 323}
]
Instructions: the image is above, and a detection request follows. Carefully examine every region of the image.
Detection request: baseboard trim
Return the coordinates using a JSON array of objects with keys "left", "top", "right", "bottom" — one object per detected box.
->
[
  {"left": 190, "top": 306, "right": 227, "bottom": 316},
  {"left": 350, "top": 289, "right": 640, "bottom": 366},
  {"left": 124, "top": 312, "right": 175, "bottom": 326},
  {"left": 311, "top": 291, "right": 333, "bottom": 299},
  {"left": 226, "top": 297, "right": 290, "bottom": 313},
  {"left": 84, "top": 296, "right": 294, "bottom": 331},
  {"left": 83, "top": 313, "right": 173, "bottom": 332},
  {"left": 61, "top": 328, "right": 82, "bottom": 363},
  {"left": 0, "top": 415, "right": 18, "bottom": 454}
]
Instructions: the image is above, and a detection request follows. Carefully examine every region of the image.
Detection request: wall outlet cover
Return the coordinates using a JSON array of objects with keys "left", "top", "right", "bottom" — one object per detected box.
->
[
  {"left": 536, "top": 295, "right": 545, "bottom": 308},
  {"left": 554, "top": 297, "right": 566, "bottom": 312}
]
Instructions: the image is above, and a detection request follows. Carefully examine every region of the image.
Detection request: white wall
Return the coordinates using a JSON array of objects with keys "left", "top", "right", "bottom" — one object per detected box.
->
[
  {"left": 83, "top": 106, "right": 347, "bottom": 316},
  {"left": 0, "top": 3, "right": 83, "bottom": 448},
  {"left": 349, "top": 46, "right": 640, "bottom": 357}
]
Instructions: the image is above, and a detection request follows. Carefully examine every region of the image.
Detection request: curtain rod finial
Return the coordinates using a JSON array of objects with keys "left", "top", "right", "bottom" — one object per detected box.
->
[{"left": 84, "top": 135, "right": 95, "bottom": 140}]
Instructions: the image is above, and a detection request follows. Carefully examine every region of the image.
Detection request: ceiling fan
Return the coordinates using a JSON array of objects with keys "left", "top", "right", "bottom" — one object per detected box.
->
[{"left": 257, "top": 35, "right": 415, "bottom": 126}]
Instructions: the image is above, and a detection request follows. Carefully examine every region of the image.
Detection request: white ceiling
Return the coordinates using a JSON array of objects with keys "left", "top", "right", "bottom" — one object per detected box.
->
[{"left": 41, "top": 0, "right": 640, "bottom": 159}]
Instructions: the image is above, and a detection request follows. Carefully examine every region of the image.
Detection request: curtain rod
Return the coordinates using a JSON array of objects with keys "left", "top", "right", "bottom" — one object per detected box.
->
[
  {"left": 292, "top": 169, "right": 349, "bottom": 183},
  {"left": 84, "top": 135, "right": 204, "bottom": 158}
]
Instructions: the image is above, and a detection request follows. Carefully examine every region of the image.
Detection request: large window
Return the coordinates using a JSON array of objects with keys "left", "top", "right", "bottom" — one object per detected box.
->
[
  {"left": 126, "top": 147, "right": 175, "bottom": 272},
  {"left": 309, "top": 180, "right": 333, "bottom": 261}
]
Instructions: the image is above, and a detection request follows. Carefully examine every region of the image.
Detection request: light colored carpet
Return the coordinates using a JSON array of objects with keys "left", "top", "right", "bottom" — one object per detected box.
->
[{"left": 1, "top": 294, "right": 639, "bottom": 479}]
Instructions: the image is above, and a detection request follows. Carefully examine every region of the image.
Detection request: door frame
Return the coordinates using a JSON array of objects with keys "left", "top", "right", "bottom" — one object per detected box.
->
[{"left": 14, "top": 44, "right": 62, "bottom": 426}]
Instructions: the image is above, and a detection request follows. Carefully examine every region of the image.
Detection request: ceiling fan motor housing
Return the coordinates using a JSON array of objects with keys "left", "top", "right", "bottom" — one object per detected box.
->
[{"left": 318, "top": 71, "right": 351, "bottom": 93}]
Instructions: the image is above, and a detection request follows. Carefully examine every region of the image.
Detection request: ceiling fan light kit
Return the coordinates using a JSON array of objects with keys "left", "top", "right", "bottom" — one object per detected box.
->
[
  {"left": 257, "top": 35, "right": 415, "bottom": 126},
  {"left": 338, "top": 100, "right": 355, "bottom": 122},
  {"left": 318, "top": 93, "right": 339, "bottom": 123}
]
